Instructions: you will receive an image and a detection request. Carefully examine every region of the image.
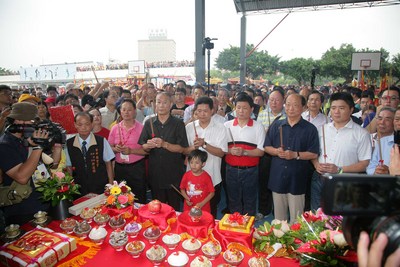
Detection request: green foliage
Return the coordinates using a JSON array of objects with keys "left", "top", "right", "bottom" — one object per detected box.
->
[
  {"left": 0, "top": 67, "right": 18, "bottom": 76},
  {"left": 319, "top": 44, "right": 356, "bottom": 84},
  {"left": 391, "top": 53, "right": 400, "bottom": 84},
  {"left": 36, "top": 171, "right": 80, "bottom": 206},
  {"left": 215, "top": 45, "right": 241, "bottom": 71},
  {"left": 215, "top": 44, "right": 280, "bottom": 79},
  {"left": 280, "top": 58, "right": 317, "bottom": 85}
]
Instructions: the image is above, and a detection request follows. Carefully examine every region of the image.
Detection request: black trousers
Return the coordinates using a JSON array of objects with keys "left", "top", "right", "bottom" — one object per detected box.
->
[
  {"left": 258, "top": 154, "right": 273, "bottom": 215},
  {"left": 115, "top": 159, "right": 147, "bottom": 204},
  {"left": 210, "top": 183, "right": 221, "bottom": 219},
  {"left": 151, "top": 188, "right": 181, "bottom": 212}
]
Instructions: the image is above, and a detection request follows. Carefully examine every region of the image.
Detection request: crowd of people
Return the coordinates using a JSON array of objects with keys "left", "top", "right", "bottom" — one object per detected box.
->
[
  {"left": 75, "top": 60, "right": 195, "bottom": 72},
  {"left": 1, "top": 80, "right": 400, "bottom": 265}
]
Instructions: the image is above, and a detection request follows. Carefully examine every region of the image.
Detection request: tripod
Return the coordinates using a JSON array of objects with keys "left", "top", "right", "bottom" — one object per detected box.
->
[{"left": 203, "top": 37, "right": 217, "bottom": 91}]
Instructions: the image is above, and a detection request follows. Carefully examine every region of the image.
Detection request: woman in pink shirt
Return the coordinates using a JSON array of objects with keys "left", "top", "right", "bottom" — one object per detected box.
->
[{"left": 108, "top": 99, "right": 148, "bottom": 203}]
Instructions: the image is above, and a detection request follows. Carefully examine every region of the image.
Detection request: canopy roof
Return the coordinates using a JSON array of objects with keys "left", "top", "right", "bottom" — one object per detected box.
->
[{"left": 233, "top": 0, "right": 400, "bottom": 14}]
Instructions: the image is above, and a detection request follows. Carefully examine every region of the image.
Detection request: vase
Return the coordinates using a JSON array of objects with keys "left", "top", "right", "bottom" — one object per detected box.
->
[{"left": 49, "top": 199, "right": 73, "bottom": 220}]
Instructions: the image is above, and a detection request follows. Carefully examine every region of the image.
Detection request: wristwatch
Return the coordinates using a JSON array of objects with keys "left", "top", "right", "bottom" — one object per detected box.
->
[
  {"left": 337, "top": 166, "right": 343, "bottom": 174},
  {"left": 243, "top": 150, "right": 248, "bottom": 156},
  {"left": 202, "top": 141, "right": 207, "bottom": 149},
  {"left": 296, "top": 151, "right": 300, "bottom": 160}
]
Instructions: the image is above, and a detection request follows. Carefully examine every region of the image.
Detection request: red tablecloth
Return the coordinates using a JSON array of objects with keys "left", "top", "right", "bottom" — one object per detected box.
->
[
  {"left": 14, "top": 214, "right": 300, "bottom": 267},
  {"left": 137, "top": 203, "right": 176, "bottom": 231},
  {"left": 176, "top": 211, "right": 214, "bottom": 240}
]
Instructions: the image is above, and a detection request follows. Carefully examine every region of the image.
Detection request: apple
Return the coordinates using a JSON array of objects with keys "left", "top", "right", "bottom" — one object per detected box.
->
[{"left": 148, "top": 199, "right": 162, "bottom": 214}]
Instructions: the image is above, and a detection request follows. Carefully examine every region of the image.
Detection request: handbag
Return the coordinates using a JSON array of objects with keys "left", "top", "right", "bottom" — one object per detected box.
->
[{"left": 0, "top": 180, "right": 33, "bottom": 207}]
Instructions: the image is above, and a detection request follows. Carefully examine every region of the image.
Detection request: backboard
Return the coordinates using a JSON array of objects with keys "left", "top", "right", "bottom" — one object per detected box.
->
[
  {"left": 128, "top": 60, "right": 146, "bottom": 75},
  {"left": 351, "top": 52, "right": 381, "bottom": 71}
]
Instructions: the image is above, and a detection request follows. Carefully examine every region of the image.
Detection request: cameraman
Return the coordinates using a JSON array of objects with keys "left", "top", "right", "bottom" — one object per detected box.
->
[{"left": 0, "top": 102, "right": 50, "bottom": 226}]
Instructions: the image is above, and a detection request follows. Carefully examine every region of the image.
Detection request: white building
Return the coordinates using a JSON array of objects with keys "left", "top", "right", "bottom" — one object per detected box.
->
[{"left": 138, "top": 29, "right": 176, "bottom": 63}]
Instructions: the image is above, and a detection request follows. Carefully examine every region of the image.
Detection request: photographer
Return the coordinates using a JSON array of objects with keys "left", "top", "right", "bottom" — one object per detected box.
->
[{"left": 0, "top": 102, "right": 50, "bottom": 226}]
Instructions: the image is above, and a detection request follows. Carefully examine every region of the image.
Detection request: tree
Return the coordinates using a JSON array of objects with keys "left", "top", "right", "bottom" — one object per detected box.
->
[
  {"left": 0, "top": 67, "right": 18, "bottom": 76},
  {"left": 280, "top": 58, "right": 317, "bottom": 85},
  {"left": 215, "top": 44, "right": 280, "bottom": 79},
  {"left": 391, "top": 53, "right": 400, "bottom": 84},
  {"left": 319, "top": 44, "right": 356, "bottom": 84}
]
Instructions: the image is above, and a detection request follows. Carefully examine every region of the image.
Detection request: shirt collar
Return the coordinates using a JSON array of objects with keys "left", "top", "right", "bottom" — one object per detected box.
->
[{"left": 233, "top": 118, "right": 254, "bottom": 126}]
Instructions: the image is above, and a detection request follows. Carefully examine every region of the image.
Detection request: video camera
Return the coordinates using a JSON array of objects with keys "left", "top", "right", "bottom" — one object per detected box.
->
[
  {"left": 6, "top": 120, "right": 67, "bottom": 148},
  {"left": 321, "top": 173, "right": 400, "bottom": 261}
]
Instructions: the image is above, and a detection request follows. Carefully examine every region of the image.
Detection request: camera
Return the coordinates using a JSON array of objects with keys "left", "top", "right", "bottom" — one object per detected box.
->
[
  {"left": 321, "top": 173, "right": 400, "bottom": 261},
  {"left": 395, "top": 130, "right": 400, "bottom": 146},
  {"left": 6, "top": 120, "right": 67, "bottom": 147}
]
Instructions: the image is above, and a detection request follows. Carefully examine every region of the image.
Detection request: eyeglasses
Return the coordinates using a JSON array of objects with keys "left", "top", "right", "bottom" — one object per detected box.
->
[{"left": 380, "top": 96, "right": 399, "bottom": 101}]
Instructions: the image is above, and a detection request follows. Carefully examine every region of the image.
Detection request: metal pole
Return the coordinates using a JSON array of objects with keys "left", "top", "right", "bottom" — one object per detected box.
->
[
  {"left": 239, "top": 14, "right": 247, "bottom": 85},
  {"left": 207, "top": 49, "right": 211, "bottom": 91},
  {"left": 195, "top": 0, "right": 205, "bottom": 83}
]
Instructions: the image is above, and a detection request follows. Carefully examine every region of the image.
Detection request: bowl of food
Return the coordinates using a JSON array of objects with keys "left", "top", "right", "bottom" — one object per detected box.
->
[
  {"left": 80, "top": 208, "right": 97, "bottom": 223},
  {"left": 5, "top": 224, "right": 20, "bottom": 239},
  {"left": 143, "top": 226, "right": 161, "bottom": 244},
  {"left": 223, "top": 248, "right": 244, "bottom": 266},
  {"left": 93, "top": 213, "right": 110, "bottom": 226},
  {"left": 125, "top": 240, "right": 145, "bottom": 258},
  {"left": 248, "top": 256, "right": 270, "bottom": 267},
  {"left": 73, "top": 221, "right": 91, "bottom": 238},
  {"left": 146, "top": 245, "right": 167, "bottom": 266},
  {"left": 201, "top": 240, "right": 222, "bottom": 260},
  {"left": 124, "top": 222, "right": 142, "bottom": 237},
  {"left": 168, "top": 251, "right": 189, "bottom": 267},
  {"left": 182, "top": 238, "right": 201, "bottom": 255},
  {"left": 89, "top": 227, "right": 107, "bottom": 244},
  {"left": 162, "top": 233, "right": 181, "bottom": 250},
  {"left": 109, "top": 215, "right": 126, "bottom": 230},
  {"left": 109, "top": 229, "right": 128, "bottom": 251},
  {"left": 59, "top": 218, "right": 77, "bottom": 234},
  {"left": 190, "top": 256, "right": 212, "bottom": 267}
]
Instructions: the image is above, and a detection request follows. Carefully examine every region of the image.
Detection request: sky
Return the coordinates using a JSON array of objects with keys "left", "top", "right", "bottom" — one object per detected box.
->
[{"left": 1, "top": 0, "right": 400, "bottom": 71}]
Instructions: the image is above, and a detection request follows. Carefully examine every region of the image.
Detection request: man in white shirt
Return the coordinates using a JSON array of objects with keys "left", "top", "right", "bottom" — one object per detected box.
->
[
  {"left": 99, "top": 90, "right": 118, "bottom": 129},
  {"left": 366, "top": 107, "right": 395, "bottom": 175},
  {"left": 185, "top": 96, "right": 228, "bottom": 217},
  {"left": 311, "top": 92, "right": 372, "bottom": 211}
]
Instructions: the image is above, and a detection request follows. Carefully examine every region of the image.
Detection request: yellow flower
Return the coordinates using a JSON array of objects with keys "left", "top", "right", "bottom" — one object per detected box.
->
[{"left": 110, "top": 186, "right": 121, "bottom": 195}]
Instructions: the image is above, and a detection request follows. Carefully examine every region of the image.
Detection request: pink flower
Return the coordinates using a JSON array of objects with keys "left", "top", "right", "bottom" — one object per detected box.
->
[
  {"left": 54, "top": 172, "right": 65, "bottom": 180},
  {"left": 319, "top": 230, "right": 342, "bottom": 243},
  {"left": 117, "top": 195, "right": 128, "bottom": 205}
]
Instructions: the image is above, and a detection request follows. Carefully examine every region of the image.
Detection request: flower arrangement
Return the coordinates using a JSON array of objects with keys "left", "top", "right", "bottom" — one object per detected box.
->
[
  {"left": 253, "top": 209, "right": 357, "bottom": 266},
  {"left": 104, "top": 181, "right": 135, "bottom": 209},
  {"left": 36, "top": 170, "right": 81, "bottom": 206}
]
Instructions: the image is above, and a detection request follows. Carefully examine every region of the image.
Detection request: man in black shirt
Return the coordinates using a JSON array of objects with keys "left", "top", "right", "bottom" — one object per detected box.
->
[{"left": 139, "top": 92, "right": 189, "bottom": 210}]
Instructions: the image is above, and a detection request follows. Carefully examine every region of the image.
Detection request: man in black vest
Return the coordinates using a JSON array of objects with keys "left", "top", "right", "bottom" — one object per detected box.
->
[{"left": 65, "top": 112, "right": 115, "bottom": 195}]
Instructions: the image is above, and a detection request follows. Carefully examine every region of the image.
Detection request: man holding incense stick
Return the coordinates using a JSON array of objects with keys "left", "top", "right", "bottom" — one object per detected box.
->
[
  {"left": 139, "top": 92, "right": 188, "bottom": 211},
  {"left": 265, "top": 94, "right": 319, "bottom": 224},
  {"left": 185, "top": 96, "right": 227, "bottom": 218},
  {"left": 366, "top": 107, "right": 395, "bottom": 175},
  {"left": 224, "top": 93, "right": 265, "bottom": 216},
  {"left": 310, "top": 92, "right": 371, "bottom": 211}
]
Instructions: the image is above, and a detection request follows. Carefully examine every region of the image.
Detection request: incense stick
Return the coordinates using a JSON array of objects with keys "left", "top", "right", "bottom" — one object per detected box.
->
[
  {"left": 377, "top": 132, "right": 383, "bottom": 166},
  {"left": 322, "top": 125, "right": 327, "bottom": 163},
  {"left": 91, "top": 66, "right": 99, "bottom": 84},
  {"left": 228, "top": 128, "right": 235, "bottom": 146},
  {"left": 193, "top": 121, "right": 198, "bottom": 139},
  {"left": 279, "top": 126, "right": 284, "bottom": 149},
  {"left": 170, "top": 184, "right": 190, "bottom": 202},
  {"left": 149, "top": 116, "right": 155, "bottom": 138}
]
